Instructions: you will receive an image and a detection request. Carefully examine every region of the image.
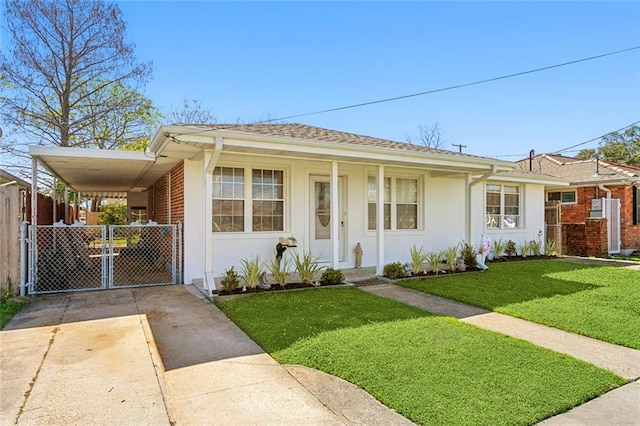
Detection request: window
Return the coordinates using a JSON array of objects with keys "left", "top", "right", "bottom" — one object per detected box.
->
[
  {"left": 212, "top": 167, "right": 284, "bottom": 233},
  {"left": 130, "top": 207, "right": 147, "bottom": 224},
  {"left": 547, "top": 191, "right": 576, "bottom": 204},
  {"left": 368, "top": 176, "right": 418, "bottom": 230},
  {"left": 486, "top": 183, "right": 520, "bottom": 229},
  {"left": 252, "top": 169, "right": 284, "bottom": 232},
  {"left": 213, "top": 167, "right": 244, "bottom": 232}
]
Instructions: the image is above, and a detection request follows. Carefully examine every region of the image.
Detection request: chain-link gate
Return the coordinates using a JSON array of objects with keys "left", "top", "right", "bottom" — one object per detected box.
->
[
  {"left": 109, "top": 225, "right": 177, "bottom": 288},
  {"left": 24, "top": 223, "right": 182, "bottom": 294}
]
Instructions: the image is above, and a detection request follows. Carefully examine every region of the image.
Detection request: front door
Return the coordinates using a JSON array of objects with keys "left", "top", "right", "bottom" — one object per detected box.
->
[{"left": 309, "top": 176, "right": 345, "bottom": 263}]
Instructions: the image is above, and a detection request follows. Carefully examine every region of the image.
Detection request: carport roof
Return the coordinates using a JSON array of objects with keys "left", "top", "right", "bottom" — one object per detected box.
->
[{"left": 29, "top": 146, "right": 182, "bottom": 197}]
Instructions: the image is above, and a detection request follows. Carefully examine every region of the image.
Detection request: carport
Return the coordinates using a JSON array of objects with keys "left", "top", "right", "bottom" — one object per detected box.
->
[{"left": 23, "top": 146, "right": 184, "bottom": 295}]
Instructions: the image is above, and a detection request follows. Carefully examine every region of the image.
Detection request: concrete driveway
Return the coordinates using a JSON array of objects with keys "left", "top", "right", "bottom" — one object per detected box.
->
[{"left": 0, "top": 285, "right": 411, "bottom": 425}]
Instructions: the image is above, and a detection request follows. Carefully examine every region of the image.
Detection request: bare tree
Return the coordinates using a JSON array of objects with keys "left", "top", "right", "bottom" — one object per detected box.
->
[
  {"left": 0, "top": 0, "right": 154, "bottom": 155},
  {"left": 404, "top": 122, "right": 447, "bottom": 149},
  {"left": 167, "top": 99, "right": 216, "bottom": 124}
]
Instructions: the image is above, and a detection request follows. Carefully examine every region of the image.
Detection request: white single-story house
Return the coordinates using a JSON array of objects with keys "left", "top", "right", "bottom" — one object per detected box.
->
[{"left": 29, "top": 123, "right": 565, "bottom": 293}]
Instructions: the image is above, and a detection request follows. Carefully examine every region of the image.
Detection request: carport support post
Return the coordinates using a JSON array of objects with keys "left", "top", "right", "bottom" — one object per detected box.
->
[{"left": 31, "top": 157, "right": 38, "bottom": 226}]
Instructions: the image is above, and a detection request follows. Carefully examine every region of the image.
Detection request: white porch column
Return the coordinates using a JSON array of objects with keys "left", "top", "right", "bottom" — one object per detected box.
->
[
  {"left": 203, "top": 136, "right": 223, "bottom": 295},
  {"left": 464, "top": 173, "right": 472, "bottom": 243},
  {"left": 64, "top": 186, "right": 69, "bottom": 224},
  {"left": 330, "top": 160, "right": 339, "bottom": 268},
  {"left": 376, "top": 165, "right": 385, "bottom": 275}
]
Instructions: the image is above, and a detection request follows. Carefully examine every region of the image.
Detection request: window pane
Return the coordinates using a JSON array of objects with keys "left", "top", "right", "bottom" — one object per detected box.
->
[
  {"left": 396, "top": 178, "right": 417, "bottom": 203},
  {"left": 251, "top": 169, "right": 284, "bottom": 231},
  {"left": 547, "top": 192, "right": 561, "bottom": 201},
  {"left": 397, "top": 204, "right": 417, "bottom": 229},
  {"left": 368, "top": 203, "right": 392, "bottom": 230},
  {"left": 562, "top": 192, "right": 576, "bottom": 203},
  {"left": 486, "top": 184, "right": 501, "bottom": 192},
  {"left": 212, "top": 168, "right": 245, "bottom": 232},
  {"left": 486, "top": 214, "right": 500, "bottom": 228}
]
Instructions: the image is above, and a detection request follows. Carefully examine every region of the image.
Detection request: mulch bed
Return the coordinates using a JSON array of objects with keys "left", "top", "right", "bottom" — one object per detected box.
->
[{"left": 217, "top": 281, "right": 343, "bottom": 296}]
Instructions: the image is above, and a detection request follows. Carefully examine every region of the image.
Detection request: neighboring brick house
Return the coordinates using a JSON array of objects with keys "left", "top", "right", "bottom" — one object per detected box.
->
[{"left": 516, "top": 154, "right": 640, "bottom": 256}]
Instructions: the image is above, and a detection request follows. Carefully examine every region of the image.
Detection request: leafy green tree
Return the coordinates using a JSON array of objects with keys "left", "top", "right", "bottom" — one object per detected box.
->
[
  {"left": 576, "top": 148, "right": 596, "bottom": 159},
  {"left": 577, "top": 126, "right": 640, "bottom": 166},
  {"left": 0, "top": 0, "right": 156, "bottom": 162},
  {"left": 98, "top": 204, "right": 127, "bottom": 226}
]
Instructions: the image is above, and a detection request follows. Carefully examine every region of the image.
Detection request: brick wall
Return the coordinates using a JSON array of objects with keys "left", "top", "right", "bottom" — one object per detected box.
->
[
  {"left": 585, "top": 218, "right": 608, "bottom": 258},
  {"left": 147, "top": 161, "right": 184, "bottom": 225},
  {"left": 562, "top": 223, "right": 586, "bottom": 256},
  {"left": 560, "top": 184, "right": 640, "bottom": 251},
  {"left": 611, "top": 185, "right": 640, "bottom": 250},
  {"left": 562, "top": 219, "right": 608, "bottom": 257}
]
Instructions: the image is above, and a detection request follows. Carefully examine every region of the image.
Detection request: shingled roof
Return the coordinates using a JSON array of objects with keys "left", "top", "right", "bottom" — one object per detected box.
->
[
  {"left": 176, "top": 122, "right": 501, "bottom": 162},
  {"left": 515, "top": 154, "right": 640, "bottom": 185}
]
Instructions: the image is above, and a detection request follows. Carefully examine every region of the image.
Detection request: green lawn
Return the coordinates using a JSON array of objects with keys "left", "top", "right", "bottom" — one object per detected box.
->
[
  {"left": 216, "top": 287, "right": 624, "bottom": 425},
  {"left": 397, "top": 260, "right": 640, "bottom": 349},
  {"left": 0, "top": 298, "right": 26, "bottom": 329}
]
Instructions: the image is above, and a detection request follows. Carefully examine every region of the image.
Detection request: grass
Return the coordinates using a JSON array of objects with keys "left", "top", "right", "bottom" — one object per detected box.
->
[
  {"left": 397, "top": 260, "right": 598, "bottom": 309},
  {"left": 0, "top": 298, "right": 26, "bottom": 329},
  {"left": 397, "top": 260, "right": 640, "bottom": 349},
  {"left": 216, "top": 287, "right": 432, "bottom": 352},
  {"left": 499, "top": 266, "right": 640, "bottom": 349},
  {"left": 217, "top": 287, "right": 624, "bottom": 425}
]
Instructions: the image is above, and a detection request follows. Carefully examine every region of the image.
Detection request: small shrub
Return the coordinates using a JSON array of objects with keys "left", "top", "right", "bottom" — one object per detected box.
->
[
  {"left": 383, "top": 262, "right": 407, "bottom": 279},
  {"left": 220, "top": 266, "right": 240, "bottom": 293},
  {"left": 427, "top": 250, "right": 443, "bottom": 276},
  {"left": 292, "top": 251, "right": 324, "bottom": 285},
  {"left": 505, "top": 240, "right": 517, "bottom": 257},
  {"left": 409, "top": 245, "right": 428, "bottom": 275},
  {"left": 239, "top": 255, "right": 264, "bottom": 291},
  {"left": 492, "top": 238, "right": 507, "bottom": 260},
  {"left": 267, "top": 257, "right": 290, "bottom": 288},
  {"left": 460, "top": 243, "right": 477, "bottom": 269},
  {"left": 529, "top": 240, "right": 543, "bottom": 257},
  {"left": 320, "top": 268, "right": 345, "bottom": 286},
  {"left": 518, "top": 241, "right": 531, "bottom": 257},
  {"left": 545, "top": 239, "right": 559, "bottom": 256},
  {"left": 442, "top": 245, "right": 458, "bottom": 273}
]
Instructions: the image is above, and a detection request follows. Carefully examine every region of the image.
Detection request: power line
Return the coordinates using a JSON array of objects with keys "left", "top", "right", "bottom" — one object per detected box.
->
[
  {"left": 552, "top": 120, "right": 640, "bottom": 153},
  {"left": 262, "top": 46, "right": 640, "bottom": 123},
  {"left": 487, "top": 120, "right": 640, "bottom": 159}
]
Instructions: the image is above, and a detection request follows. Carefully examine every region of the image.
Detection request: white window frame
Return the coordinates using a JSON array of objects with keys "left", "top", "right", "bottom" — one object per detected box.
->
[
  {"left": 547, "top": 190, "right": 577, "bottom": 205},
  {"left": 212, "top": 166, "right": 286, "bottom": 233},
  {"left": 485, "top": 183, "right": 521, "bottom": 230},
  {"left": 367, "top": 174, "right": 420, "bottom": 231}
]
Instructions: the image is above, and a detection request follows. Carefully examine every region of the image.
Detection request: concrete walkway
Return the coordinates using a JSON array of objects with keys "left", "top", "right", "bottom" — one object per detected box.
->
[
  {"left": 1, "top": 285, "right": 410, "bottom": 425},
  {"left": 361, "top": 283, "right": 640, "bottom": 425}
]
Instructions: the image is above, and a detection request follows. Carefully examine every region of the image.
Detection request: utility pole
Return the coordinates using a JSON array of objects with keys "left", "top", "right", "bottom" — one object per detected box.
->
[{"left": 452, "top": 143, "right": 466, "bottom": 153}]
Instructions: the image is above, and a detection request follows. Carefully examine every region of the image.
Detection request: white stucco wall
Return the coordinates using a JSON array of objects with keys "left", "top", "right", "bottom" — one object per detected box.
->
[{"left": 180, "top": 152, "right": 547, "bottom": 283}]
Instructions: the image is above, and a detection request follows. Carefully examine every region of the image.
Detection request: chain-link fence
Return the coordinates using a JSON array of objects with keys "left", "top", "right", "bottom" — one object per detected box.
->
[
  {"left": 26, "top": 223, "right": 181, "bottom": 294},
  {"left": 109, "top": 225, "right": 176, "bottom": 287},
  {"left": 31, "top": 225, "right": 106, "bottom": 293}
]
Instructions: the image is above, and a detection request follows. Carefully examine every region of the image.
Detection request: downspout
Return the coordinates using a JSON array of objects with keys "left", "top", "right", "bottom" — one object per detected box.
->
[
  {"left": 598, "top": 184, "right": 611, "bottom": 200},
  {"left": 465, "top": 165, "right": 498, "bottom": 243},
  {"left": 204, "top": 136, "right": 223, "bottom": 296}
]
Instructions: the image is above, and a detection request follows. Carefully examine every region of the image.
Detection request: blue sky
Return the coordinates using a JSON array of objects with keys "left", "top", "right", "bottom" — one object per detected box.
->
[{"left": 81, "top": 2, "right": 640, "bottom": 158}]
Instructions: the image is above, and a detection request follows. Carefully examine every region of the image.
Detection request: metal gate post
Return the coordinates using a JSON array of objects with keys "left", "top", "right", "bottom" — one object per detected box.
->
[
  {"left": 107, "top": 225, "right": 113, "bottom": 288},
  {"left": 19, "top": 221, "right": 28, "bottom": 296},
  {"left": 171, "top": 225, "right": 177, "bottom": 284},
  {"left": 29, "top": 224, "right": 35, "bottom": 293}
]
